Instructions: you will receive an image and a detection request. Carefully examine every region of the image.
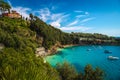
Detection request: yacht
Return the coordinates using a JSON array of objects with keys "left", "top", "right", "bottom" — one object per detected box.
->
[
  {"left": 87, "top": 49, "right": 91, "bottom": 51},
  {"left": 108, "top": 56, "right": 119, "bottom": 60}
]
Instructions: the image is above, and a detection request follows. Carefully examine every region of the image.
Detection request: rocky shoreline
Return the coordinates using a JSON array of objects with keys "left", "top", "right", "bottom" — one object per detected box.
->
[
  {"left": 35, "top": 42, "right": 78, "bottom": 57},
  {"left": 35, "top": 42, "right": 120, "bottom": 57},
  {"left": 47, "top": 44, "right": 78, "bottom": 55}
]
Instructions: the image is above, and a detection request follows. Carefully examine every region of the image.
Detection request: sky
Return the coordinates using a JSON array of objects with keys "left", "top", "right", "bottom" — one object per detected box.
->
[{"left": 4, "top": 0, "right": 120, "bottom": 37}]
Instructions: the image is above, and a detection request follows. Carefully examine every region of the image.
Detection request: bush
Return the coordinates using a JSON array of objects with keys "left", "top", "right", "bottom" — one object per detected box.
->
[{"left": 56, "top": 63, "right": 104, "bottom": 80}]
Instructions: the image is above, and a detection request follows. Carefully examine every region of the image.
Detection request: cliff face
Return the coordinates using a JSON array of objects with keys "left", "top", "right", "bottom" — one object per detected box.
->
[
  {"left": 35, "top": 42, "right": 63, "bottom": 56},
  {"left": 47, "top": 42, "right": 63, "bottom": 54}
]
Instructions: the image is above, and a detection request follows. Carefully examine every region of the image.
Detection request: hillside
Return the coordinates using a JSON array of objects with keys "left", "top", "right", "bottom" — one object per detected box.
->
[
  {"left": 0, "top": 15, "right": 119, "bottom": 53},
  {"left": 0, "top": 17, "right": 61, "bottom": 80},
  {"left": 1, "top": 0, "right": 120, "bottom": 80},
  {"left": 0, "top": 14, "right": 119, "bottom": 80},
  {"left": 29, "top": 14, "right": 119, "bottom": 50}
]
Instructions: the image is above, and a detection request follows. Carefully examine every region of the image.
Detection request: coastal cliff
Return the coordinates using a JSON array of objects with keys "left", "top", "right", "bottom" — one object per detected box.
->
[
  {"left": 0, "top": 0, "right": 119, "bottom": 80},
  {"left": 35, "top": 42, "right": 64, "bottom": 56},
  {"left": 35, "top": 41, "right": 78, "bottom": 57}
]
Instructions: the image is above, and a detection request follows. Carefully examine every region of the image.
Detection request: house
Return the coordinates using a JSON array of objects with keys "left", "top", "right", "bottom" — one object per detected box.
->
[
  {"left": 2, "top": 10, "right": 21, "bottom": 18},
  {"left": 35, "top": 47, "right": 47, "bottom": 57}
]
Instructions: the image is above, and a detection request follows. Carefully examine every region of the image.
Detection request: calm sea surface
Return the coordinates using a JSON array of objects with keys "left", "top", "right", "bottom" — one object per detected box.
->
[{"left": 45, "top": 45, "right": 120, "bottom": 80}]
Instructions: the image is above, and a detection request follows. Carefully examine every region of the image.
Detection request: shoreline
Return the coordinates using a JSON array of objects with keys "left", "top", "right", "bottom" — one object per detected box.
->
[
  {"left": 46, "top": 44, "right": 79, "bottom": 56},
  {"left": 39, "top": 44, "right": 120, "bottom": 57},
  {"left": 63, "top": 44, "right": 80, "bottom": 48},
  {"left": 56, "top": 44, "right": 77, "bottom": 51}
]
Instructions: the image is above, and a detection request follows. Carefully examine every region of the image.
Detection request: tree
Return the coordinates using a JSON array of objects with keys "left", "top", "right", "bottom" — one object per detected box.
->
[
  {"left": 56, "top": 62, "right": 77, "bottom": 80},
  {"left": 93, "top": 67, "right": 104, "bottom": 80},
  {"left": 0, "top": 0, "right": 11, "bottom": 14},
  {"left": 81, "top": 64, "right": 104, "bottom": 80},
  {"left": 29, "top": 13, "right": 34, "bottom": 21},
  {"left": 84, "top": 64, "right": 94, "bottom": 80},
  {"left": 4, "top": 2, "right": 11, "bottom": 13}
]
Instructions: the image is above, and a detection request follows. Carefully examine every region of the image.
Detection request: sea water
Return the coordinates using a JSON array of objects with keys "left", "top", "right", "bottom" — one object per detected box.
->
[{"left": 45, "top": 46, "right": 120, "bottom": 80}]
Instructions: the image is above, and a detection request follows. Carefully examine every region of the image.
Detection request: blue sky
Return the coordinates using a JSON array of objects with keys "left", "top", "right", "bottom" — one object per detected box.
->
[{"left": 5, "top": 0, "right": 120, "bottom": 36}]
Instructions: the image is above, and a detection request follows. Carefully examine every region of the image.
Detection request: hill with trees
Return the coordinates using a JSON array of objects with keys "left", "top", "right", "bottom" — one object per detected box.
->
[
  {"left": 29, "top": 13, "right": 119, "bottom": 50},
  {"left": 0, "top": 16, "right": 106, "bottom": 80},
  {"left": 0, "top": 0, "right": 120, "bottom": 80}
]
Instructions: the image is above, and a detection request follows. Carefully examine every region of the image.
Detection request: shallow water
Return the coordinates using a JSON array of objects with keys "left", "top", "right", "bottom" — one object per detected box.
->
[{"left": 45, "top": 45, "right": 120, "bottom": 80}]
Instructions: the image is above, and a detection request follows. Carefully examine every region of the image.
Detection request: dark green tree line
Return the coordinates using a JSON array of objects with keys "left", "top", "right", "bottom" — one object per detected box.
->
[{"left": 56, "top": 62, "right": 104, "bottom": 80}]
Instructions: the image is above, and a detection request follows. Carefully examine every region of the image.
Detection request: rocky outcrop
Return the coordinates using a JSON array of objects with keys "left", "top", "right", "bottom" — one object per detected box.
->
[
  {"left": 35, "top": 42, "right": 64, "bottom": 56},
  {"left": 35, "top": 42, "right": 77, "bottom": 57},
  {"left": 47, "top": 42, "right": 63, "bottom": 54}
]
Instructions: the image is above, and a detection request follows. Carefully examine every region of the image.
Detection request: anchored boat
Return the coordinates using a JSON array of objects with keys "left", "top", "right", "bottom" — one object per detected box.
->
[
  {"left": 104, "top": 50, "right": 112, "bottom": 53},
  {"left": 108, "top": 56, "right": 119, "bottom": 60}
]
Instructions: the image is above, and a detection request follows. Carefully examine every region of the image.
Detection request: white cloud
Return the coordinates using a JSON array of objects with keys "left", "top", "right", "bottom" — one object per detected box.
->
[
  {"left": 55, "top": 14, "right": 69, "bottom": 23},
  {"left": 81, "top": 17, "right": 95, "bottom": 23},
  {"left": 7, "top": 0, "right": 31, "bottom": 18},
  {"left": 43, "top": 9, "right": 93, "bottom": 30},
  {"left": 7, "top": 0, "right": 94, "bottom": 32},
  {"left": 50, "top": 14, "right": 69, "bottom": 27},
  {"left": 34, "top": 8, "right": 69, "bottom": 28},
  {"left": 50, "top": 21, "right": 61, "bottom": 28},
  {"left": 34, "top": 8, "right": 70, "bottom": 28},
  {"left": 60, "top": 26, "right": 91, "bottom": 32},
  {"left": 67, "top": 20, "right": 79, "bottom": 26},
  {"left": 75, "top": 11, "right": 89, "bottom": 18},
  {"left": 85, "top": 12, "right": 89, "bottom": 15},
  {"left": 51, "top": 13, "right": 63, "bottom": 21},
  {"left": 12, "top": 7, "right": 31, "bottom": 18},
  {"left": 76, "top": 15, "right": 86, "bottom": 18},
  {"left": 38, "top": 8, "right": 51, "bottom": 21},
  {"left": 74, "top": 10, "right": 83, "bottom": 13}
]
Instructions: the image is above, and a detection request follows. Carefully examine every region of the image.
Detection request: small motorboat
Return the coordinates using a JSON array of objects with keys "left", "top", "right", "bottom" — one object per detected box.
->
[
  {"left": 104, "top": 50, "right": 112, "bottom": 53},
  {"left": 87, "top": 49, "right": 91, "bottom": 51},
  {"left": 108, "top": 56, "right": 119, "bottom": 60}
]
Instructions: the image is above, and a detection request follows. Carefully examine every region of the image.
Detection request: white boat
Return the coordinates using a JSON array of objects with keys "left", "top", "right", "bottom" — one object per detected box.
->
[
  {"left": 87, "top": 49, "right": 91, "bottom": 51},
  {"left": 108, "top": 56, "right": 119, "bottom": 60}
]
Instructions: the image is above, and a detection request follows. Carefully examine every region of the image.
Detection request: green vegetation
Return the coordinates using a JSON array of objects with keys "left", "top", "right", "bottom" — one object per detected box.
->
[
  {"left": 0, "top": 16, "right": 106, "bottom": 80},
  {"left": 56, "top": 62, "right": 78, "bottom": 80},
  {"left": 0, "top": 0, "right": 11, "bottom": 13},
  {"left": 0, "top": 1, "right": 119, "bottom": 80},
  {"left": 0, "top": 48, "right": 60, "bottom": 80},
  {"left": 0, "top": 17, "right": 37, "bottom": 49},
  {"left": 29, "top": 14, "right": 119, "bottom": 49},
  {"left": 56, "top": 62, "right": 104, "bottom": 80},
  {"left": 0, "top": 17, "right": 60, "bottom": 80},
  {"left": 29, "top": 14, "right": 73, "bottom": 49}
]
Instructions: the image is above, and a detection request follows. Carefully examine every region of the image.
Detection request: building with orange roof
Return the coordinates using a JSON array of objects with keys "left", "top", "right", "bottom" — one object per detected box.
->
[{"left": 2, "top": 10, "right": 21, "bottom": 18}]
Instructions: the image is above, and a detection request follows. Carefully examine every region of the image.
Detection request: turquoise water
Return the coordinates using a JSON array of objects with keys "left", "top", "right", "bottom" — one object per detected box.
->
[{"left": 45, "top": 46, "right": 120, "bottom": 80}]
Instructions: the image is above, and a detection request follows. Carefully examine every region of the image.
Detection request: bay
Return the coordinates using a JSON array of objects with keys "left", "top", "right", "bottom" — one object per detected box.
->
[{"left": 45, "top": 45, "right": 120, "bottom": 80}]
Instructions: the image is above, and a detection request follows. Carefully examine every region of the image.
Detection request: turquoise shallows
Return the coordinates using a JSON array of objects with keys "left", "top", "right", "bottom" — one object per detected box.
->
[{"left": 45, "top": 46, "right": 120, "bottom": 80}]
